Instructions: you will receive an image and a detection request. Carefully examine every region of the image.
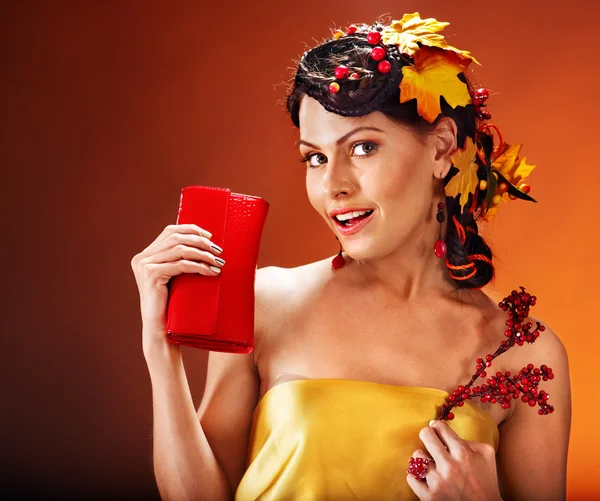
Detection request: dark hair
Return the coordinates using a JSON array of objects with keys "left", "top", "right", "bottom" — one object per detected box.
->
[{"left": 286, "top": 22, "right": 495, "bottom": 289}]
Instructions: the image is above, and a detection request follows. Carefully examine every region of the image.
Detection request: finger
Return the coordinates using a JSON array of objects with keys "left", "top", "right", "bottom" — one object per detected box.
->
[
  {"left": 139, "top": 232, "right": 219, "bottom": 263},
  {"left": 144, "top": 245, "right": 225, "bottom": 270},
  {"left": 151, "top": 224, "right": 213, "bottom": 249},
  {"left": 409, "top": 450, "right": 439, "bottom": 486},
  {"left": 144, "top": 232, "right": 223, "bottom": 260},
  {"left": 428, "top": 420, "right": 467, "bottom": 454},
  {"left": 406, "top": 472, "right": 430, "bottom": 499},
  {"left": 419, "top": 425, "right": 450, "bottom": 463},
  {"left": 164, "top": 223, "right": 212, "bottom": 240},
  {"left": 411, "top": 449, "right": 431, "bottom": 459},
  {"left": 145, "top": 260, "right": 221, "bottom": 281}
]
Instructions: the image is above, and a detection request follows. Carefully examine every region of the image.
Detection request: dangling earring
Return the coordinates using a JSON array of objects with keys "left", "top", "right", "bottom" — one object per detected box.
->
[
  {"left": 332, "top": 235, "right": 345, "bottom": 269},
  {"left": 434, "top": 182, "right": 447, "bottom": 258}
]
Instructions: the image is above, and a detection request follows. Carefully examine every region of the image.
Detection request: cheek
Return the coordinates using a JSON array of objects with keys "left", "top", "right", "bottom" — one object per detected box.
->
[
  {"left": 305, "top": 171, "right": 322, "bottom": 211},
  {"left": 366, "top": 155, "right": 432, "bottom": 218},
  {"left": 368, "top": 160, "right": 420, "bottom": 206}
]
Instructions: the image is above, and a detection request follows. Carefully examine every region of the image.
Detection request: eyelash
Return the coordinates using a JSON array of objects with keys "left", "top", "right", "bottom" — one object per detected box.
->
[{"left": 299, "top": 141, "right": 378, "bottom": 168}]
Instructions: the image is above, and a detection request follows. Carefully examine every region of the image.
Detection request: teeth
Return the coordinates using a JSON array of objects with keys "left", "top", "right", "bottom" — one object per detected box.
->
[{"left": 335, "top": 209, "right": 371, "bottom": 221}]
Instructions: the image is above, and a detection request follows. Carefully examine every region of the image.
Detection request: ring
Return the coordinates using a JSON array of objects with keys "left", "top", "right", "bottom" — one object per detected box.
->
[{"left": 407, "top": 457, "right": 435, "bottom": 481}]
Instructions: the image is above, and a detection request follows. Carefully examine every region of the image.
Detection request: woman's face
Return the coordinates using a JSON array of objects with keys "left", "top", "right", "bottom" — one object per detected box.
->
[{"left": 297, "top": 95, "right": 455, "bottom": 261}]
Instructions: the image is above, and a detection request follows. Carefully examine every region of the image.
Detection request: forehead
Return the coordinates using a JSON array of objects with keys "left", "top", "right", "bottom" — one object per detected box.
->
[{"left": 298, "top": 95, "right": 387, "bottom": 144}]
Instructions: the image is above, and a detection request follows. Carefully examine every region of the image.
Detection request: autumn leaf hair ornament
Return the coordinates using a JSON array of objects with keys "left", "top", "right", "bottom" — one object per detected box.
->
[{"left": 312, "top": 13, "right": 538, "bottom": 223}]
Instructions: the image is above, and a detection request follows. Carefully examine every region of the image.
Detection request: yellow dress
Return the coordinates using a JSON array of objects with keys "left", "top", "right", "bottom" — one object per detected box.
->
[{"left": 234, "top": 378, "right": 499, "bottom": 501}]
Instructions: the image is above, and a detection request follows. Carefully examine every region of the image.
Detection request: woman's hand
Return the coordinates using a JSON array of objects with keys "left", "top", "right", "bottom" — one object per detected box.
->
[
  {"left": 130, "top": 223, "right": 225, "bottom": 355},
  {"left": 407, "top": 420, "right": 502, "bottom": 501}
]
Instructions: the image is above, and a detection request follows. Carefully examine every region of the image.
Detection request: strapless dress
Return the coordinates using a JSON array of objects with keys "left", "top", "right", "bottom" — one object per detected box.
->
[{"left": 234, "top": 377, "right": 499, "bottom": 501}]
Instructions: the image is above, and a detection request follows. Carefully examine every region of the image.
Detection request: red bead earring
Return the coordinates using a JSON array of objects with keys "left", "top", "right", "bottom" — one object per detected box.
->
[
  {"left": 434, "top": 201, "right": 447, "bottom": 258},
  {"left": 332, "top": 236, "right": 345, "bottom": 269}
]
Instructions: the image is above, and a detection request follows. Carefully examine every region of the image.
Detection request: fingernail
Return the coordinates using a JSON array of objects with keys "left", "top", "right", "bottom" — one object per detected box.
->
[
  {"left": 214, "top": 257, "right": 225, "bottom": 266},
  {"left": 209, "top": 265, "right": 221, "bottom": 274},
  {"left": 210, "top": 243, "right": 223, "bottom": 254},
  {"left": 429, "top": 420, "right": 436, "bottom": 427}
]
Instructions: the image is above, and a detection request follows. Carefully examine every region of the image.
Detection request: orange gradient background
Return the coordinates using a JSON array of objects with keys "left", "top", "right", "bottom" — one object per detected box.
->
[{"left": 2, "top": 1, "right": 598, "bottom": 499}]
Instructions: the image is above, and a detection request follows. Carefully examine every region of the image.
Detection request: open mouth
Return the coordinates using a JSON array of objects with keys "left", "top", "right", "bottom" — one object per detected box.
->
[{"left": 334, "top": 209, "right": 374, "bottom": 226}]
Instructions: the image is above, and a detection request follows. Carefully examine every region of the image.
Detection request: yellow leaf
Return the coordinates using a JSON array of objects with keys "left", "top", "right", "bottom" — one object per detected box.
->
[
  {"left": 512, "top": 157, "right": 536, "bottom": 183},
  {"left": 399, "top": 46, "right": 472, "bottom": 123},
  {"left": 492, "top": 143, "right": 522, "bottom": 176},
  {"left": 381, "top": 12, "right": 480, "bottom": 65},
  {"left": 447, "top": 136, "right": 479, "bottom": 212},
  {"left": 491, "top": 143, "right": 536, "bottom": 185}
]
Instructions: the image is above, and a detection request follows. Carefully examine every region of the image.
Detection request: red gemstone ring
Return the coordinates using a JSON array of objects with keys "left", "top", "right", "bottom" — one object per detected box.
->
[{"left": 407, "top": 456, "right": 435, "bottom": 481}]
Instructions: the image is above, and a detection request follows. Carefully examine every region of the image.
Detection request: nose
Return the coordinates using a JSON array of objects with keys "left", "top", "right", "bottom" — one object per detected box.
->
[{"left": 322, "top": 157, "right": 356, "bottom": 198}]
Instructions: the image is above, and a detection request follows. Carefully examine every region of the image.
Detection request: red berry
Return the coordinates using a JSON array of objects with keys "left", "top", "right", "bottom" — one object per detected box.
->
[
  {"left": 349, "top": 72, "right": 360, "bottom": 80},
  {"left": 377, "top": 60, "right": 391, "bottom": 73},
  {"left": 334, "top": 65, "right": 349, "bottom": 79},
  {"left": 367, "top": 31, "right": 381, "bottom": 44},
  {"left": 347, "top": 25, "right": 357, "bottom": 34},
  {"left": 329, "top": 82, "right": 340, "bottom": 93},
  {"left": 371, "top": 46, "right": 386, "bottom": 61},
  {"left": 474, "top": 88, "right": 489, "bottom": 100},
  {"left": 447, "top": 412, "right": 455, "bottom": 420}
]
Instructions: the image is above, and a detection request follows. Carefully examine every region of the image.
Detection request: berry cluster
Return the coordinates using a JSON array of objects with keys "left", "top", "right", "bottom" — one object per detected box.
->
[
  {"left": 471, "top": 87, "right": 491, "bottom": 120},
  {"left": 439, "top": 286, "right": 555, "bottom": 420},
  {"left": 328, "top": 25, "right": 391, "bottom": 94},
  {"left": 407, "top": 457, "right": 433, "bottom": 481}
]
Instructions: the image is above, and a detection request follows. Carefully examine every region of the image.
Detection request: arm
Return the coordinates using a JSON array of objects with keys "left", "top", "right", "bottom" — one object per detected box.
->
[
  {"left": 146, "top": 266, "right": 271, "bottom": 501},
  {"left": 146, "top": 344, "right": 248, "bottom": 501},
  {"left": 496, "top": 321, "right": 572, "bottom": 501}
]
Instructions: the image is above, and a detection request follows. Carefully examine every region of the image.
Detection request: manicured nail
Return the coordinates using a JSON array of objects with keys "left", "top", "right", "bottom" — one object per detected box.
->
[
  {"left": 210, "top": 243, "right": 223, "bottom": 254},
  {"left": 214, "top": 257, "right": 225, "bottom": 266},
  {"left": 429, "top": 420, "right": 436, "bottom": 427},
  {"left": 209, "top": 265, "right": 221, "bottom": 274}
]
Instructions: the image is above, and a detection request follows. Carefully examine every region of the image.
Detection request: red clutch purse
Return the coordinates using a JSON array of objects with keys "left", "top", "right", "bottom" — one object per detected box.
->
[{"left": 165, "top": 185, "right": 269, "bottom": 353}]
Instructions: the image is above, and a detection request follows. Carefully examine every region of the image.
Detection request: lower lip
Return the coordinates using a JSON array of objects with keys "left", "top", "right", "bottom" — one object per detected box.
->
[{"left": 333, "top": 211, "right": 375, "bottom": 236}]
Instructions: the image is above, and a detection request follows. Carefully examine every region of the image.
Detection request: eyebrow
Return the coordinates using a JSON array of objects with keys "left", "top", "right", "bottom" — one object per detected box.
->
[{"left": 296, "top": 126, "right": 385, "bottom": 149}]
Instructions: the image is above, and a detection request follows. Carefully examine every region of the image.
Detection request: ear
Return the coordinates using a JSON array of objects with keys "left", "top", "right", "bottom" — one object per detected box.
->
[{"left": 432, "top": 117, "right": 458, "bottom": 179}]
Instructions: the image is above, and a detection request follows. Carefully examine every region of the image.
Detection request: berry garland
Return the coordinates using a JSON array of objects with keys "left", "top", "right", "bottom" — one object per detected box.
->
[
  {"left": 407, "top": 287, "right": 555, "bottom": 481},
  {"left": 439, "top": 286, "right": 554, "bottom": 421}
]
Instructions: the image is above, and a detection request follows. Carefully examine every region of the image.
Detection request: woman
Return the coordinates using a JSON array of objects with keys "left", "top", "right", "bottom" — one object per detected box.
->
[{"left": 131, "top": 13, "right": 571, "bottom": 501}]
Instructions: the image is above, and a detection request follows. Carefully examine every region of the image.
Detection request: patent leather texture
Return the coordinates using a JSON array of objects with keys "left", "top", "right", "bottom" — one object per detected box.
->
[{"left": 166, "top": 186, "right": 269, "bottom": 353}]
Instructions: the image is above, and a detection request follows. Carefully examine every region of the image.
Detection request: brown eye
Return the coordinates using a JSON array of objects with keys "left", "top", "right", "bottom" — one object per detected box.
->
[
  {"left": 307, "top": 153, "right": 327, "bottom": 168},
  {"left": 352, "top": 141, "right": 377, "bottom": 156}
]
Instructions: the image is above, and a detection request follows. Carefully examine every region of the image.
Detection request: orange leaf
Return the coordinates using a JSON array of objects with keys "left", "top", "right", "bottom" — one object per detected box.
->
[
  {"left": 446, "top": 136, "right": 479, "bottom": 212},
  {"left": 399, "top": 46, "right": 472, "bottom": 123}
]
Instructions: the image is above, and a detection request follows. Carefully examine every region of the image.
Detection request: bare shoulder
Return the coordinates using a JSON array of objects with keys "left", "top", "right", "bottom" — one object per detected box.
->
[
  {"left": 518, "top": 313, "right": 570, "bottom": 372},
  {"left": 479, "top": 289, "right": 569, "bottom": 363},
  {"left": 253, "top": 259, "right": 330, "bottom": 346},
  {"left": 255, "top": 258, "right": 329, "bottom": 311}
]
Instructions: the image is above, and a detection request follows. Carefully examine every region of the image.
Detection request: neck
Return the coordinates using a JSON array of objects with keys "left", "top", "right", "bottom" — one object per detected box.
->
[{"left": 340, "top": 213, "right": 474, "bottom": 305}]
